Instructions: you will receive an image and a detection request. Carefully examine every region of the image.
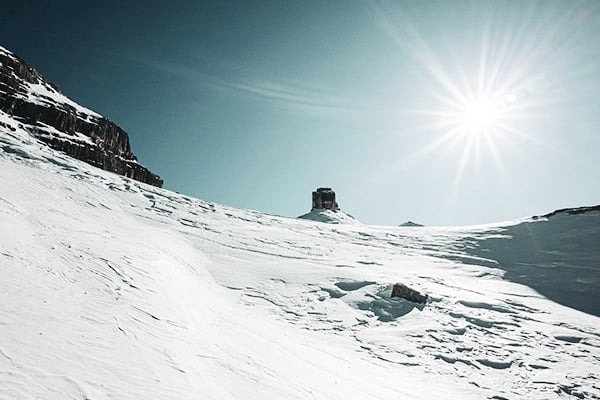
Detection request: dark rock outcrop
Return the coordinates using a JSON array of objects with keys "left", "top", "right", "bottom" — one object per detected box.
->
[
  {"left": 391, "top": 283, "right": 428, "bottom": 304},
  {"left": 300, "top": 187, "right": 360, "bottom": 224},
  {"left": 312, "top": 187, "right": 339, "bottom": 211},
  {"left": 0, "top": 46, "right": 162, "bottom": 187},
  {"left": 535, "top": 205, "right": 600, "bottom": 220}
]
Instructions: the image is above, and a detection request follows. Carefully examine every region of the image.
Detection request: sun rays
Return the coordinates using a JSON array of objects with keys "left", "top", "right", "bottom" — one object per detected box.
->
[{"left": 368, "top": 0, "right": 569, "bottom": 194}]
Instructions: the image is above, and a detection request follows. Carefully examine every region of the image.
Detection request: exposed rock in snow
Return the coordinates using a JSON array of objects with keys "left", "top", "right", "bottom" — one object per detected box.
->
[
  {"left": 299, "top": 187, "right": 360, "bottom": 224},
  {"left": 0, "top": 45, "right": 162, "bottom": 187},
  {"left": 311, "top": 187, "right": 339, "bottom": 211},
  {"left": 391, "top": 283, "right": 428, "bottom": 303}
]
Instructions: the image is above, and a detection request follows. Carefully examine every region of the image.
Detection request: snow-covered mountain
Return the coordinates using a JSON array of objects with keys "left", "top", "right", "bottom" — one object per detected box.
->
[
  {"left": 0, "top": 46, "right": 162, "bottom": 187},
  {"left": 1, "top": 58, "right": 599, "bottom": 399}
]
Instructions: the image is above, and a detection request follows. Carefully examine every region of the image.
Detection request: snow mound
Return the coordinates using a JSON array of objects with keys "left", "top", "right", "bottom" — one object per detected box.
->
[{"left": 298, "top": 208, "right": 361, "bottom": 224}]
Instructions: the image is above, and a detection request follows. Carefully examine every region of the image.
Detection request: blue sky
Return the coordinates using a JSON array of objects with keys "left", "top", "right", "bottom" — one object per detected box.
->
[{"left": 2, "top": 0, "right": 599, "bottom": 225}]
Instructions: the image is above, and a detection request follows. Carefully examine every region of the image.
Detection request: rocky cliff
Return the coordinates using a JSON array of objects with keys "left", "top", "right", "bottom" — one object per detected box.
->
[{"left": 0, "top": 46, "right": 162, "bottom": 187}]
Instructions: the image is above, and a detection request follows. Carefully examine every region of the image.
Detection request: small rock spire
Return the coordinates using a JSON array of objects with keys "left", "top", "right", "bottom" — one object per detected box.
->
[{"left": 311, "top": 187, "right": 339, "bottom": 211}]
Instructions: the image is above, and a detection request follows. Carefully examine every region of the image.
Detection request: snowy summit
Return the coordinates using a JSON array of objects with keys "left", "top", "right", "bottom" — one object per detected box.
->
[{"left": 298, "top": 187, "right": 361, "bottom": 224}]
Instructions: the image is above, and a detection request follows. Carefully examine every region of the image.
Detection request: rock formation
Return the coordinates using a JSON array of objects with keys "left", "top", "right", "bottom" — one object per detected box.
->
[
  {"left": 391, "top": 283, "right": 428, "bottom": 304},
  {"left": 0, "top": 46, "right": 162, "bottom": 187},
  {"left": 299, "top": 188, "right": 360, "bottom": 224},
  {"left": 312, "top": 187, "right": 339, "bottom": 211}
]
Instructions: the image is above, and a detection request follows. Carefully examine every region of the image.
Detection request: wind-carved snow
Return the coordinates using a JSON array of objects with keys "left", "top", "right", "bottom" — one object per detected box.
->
[{"left": 1, "top": 115, "right": 599, "bottom": 399}]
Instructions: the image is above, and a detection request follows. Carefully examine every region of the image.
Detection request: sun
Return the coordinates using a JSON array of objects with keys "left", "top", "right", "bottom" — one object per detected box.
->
[
  {"left": 370, "top": 0, "right": 549, "bottom": 190},
  {"left": 409, "top": 85, "right": 521, "bottom": 188},
  {"left": 461, "top": 99, "right": 501, "bottom": 132}
]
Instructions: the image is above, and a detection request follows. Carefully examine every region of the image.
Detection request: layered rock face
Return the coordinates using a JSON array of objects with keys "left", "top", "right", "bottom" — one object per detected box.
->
[{"left": 0, "top": 46, "right": 162, "bottom": 187}]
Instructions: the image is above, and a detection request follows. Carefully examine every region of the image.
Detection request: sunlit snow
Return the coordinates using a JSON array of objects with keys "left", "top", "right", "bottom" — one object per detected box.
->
[{"left": 1, "top": 109, "right": 599, "bottom": 399}]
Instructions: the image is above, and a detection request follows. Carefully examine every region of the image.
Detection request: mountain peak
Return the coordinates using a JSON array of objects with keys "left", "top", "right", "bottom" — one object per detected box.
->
[{"left": 0, "top": 45, "right": 163, "bottom": 187}]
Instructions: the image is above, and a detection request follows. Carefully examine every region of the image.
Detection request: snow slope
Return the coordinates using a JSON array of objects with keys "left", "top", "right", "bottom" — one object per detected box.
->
[{"left": 1, "top": 112, "right": 599, "bottom": 399}]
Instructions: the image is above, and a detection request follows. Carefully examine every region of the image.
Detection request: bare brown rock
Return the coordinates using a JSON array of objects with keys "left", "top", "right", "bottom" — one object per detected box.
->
[{"left": 391, "top": 283, "right": 428, "bottom": 304}]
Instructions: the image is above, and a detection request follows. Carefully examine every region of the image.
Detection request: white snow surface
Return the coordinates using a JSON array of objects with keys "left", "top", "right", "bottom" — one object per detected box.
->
[
  {"left": 1, "top": 112, "right": 599, "bottom": 400},
  {"left": 298, "top": 208, "right": 361, "bottom": 225}
]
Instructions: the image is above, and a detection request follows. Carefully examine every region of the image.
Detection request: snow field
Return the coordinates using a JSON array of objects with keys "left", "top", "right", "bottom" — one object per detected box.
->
[{"left": 1, "top": 112, "right": 599, "bottom": 399}]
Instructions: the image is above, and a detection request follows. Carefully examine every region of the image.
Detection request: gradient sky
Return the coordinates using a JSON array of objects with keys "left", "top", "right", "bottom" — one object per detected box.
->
[{"left": 2, "top": 0, "right": 599, "bottom": 226}]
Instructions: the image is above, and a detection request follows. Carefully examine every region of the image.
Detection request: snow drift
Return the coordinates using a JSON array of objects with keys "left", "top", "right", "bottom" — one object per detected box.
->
[{"left": 298, "top": 208, "right": 361, "bottom": 224}]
